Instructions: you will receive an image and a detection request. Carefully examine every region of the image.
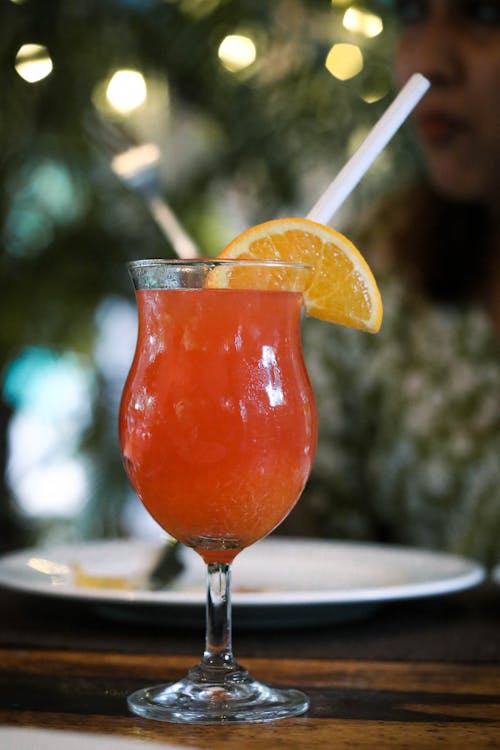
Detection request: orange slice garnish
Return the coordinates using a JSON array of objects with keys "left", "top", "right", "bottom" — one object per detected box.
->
[{"left": 215, "top": 217, "right": 383, "bottom": 333}]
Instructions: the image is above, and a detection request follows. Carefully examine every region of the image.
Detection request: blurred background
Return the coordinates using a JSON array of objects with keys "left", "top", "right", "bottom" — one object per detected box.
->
[{"left": 0, "top": 0, "right": 422, "bottom": 552}]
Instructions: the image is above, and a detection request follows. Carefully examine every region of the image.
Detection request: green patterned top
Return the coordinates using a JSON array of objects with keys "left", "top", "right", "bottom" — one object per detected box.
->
[{"left": 300, "top": 273, "right": 500, "bottom": 567}]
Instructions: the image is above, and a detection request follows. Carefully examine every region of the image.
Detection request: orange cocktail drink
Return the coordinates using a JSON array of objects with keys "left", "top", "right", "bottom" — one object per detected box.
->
[
  {"left": 119, "top": 223, "right": 382, "bottom": 725},
  {"left": 119, "top": 259, "right": 316, "bottom": 724},
  {"left": 120, "top": 282, "right": 316, "bottom": 564}
]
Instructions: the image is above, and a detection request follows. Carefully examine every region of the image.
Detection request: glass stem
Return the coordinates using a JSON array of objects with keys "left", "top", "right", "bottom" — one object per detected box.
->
[{"left": 197, "top": 562, "right": 247, "bottom": 683}]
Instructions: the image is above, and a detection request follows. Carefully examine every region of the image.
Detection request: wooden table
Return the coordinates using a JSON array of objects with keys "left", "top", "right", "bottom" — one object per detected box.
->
[{"left": 1, "top": 583, "right": 499, "bottom": 748}]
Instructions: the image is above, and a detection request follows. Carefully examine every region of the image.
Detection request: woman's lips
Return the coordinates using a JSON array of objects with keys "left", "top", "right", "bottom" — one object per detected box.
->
[{"left": 415, "top": 112, "right": 468, "bottom": 146}]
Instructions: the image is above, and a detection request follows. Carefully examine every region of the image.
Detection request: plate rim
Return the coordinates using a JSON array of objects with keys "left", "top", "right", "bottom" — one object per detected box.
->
[{"left": 0, "top": 537, "right": 485, "bottom": 608}]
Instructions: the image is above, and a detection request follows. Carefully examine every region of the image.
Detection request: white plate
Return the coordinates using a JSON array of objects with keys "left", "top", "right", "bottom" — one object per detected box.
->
[
  {"left": 0, "top": 538, "right": 485, "bottom": 628},
  {"left": 0, "top": 728, "right": 190, "bottom": 750}
]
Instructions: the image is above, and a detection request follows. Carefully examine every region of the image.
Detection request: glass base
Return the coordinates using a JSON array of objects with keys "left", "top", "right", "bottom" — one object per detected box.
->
[{"left": 127, "top": 664, "right": 309, "bottom": 724}]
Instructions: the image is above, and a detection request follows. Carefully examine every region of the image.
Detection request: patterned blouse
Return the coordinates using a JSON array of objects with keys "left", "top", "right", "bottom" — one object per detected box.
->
[{"left": 299, "top": 273, "right": 500, "bottom": 568}]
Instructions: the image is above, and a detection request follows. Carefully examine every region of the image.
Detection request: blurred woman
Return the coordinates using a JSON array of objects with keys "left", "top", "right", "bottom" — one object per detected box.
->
[{"left": 295, "top": 0, "right": 500, "bottom": 566}]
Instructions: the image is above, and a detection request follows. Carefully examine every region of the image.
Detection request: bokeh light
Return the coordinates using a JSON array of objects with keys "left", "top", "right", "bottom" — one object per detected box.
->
[
  {"left": 106, "top": 69, "right": 147, "bottom": 113},
  {"left": 4, "top": 348, "right": 95, "bottom": 520},
  {"left": 218, "top": 34, "right": 257, "bottom": 72},
  {"left": 325, "top": 43, "right": 363, "bottom": 81},
  {"left": 5, "top": 159, "right": 86, "bottom": 258},
  {"left": 361, "top": 86, "right": 389, "bottom": 104},
  {"left": 343, "top": 8, "right": 383, "bottom": 38},
  {"left": 15, "top": 44, "right": 53, "bottom": 83}
]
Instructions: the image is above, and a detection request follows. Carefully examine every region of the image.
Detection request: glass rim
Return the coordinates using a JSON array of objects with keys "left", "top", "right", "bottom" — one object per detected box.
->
[{"left": 127, "top": 258, "right": 312, "bottom": 272}]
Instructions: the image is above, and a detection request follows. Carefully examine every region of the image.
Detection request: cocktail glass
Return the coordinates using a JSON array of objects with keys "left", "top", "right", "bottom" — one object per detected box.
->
[{"left": 119, "top": 259, "right": 317, "bottom": 723}]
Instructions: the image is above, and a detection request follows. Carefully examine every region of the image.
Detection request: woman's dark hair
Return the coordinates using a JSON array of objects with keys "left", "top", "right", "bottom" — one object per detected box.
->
[{"left": 362, "top": 181, "right": 492, "bottom": 305}]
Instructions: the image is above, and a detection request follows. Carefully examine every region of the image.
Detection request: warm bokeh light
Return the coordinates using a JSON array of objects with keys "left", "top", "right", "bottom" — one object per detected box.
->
[
  {"left": 361, "top": 86, "right": 389, "bottom": 104},
  {"left": 325, "top": 43, "right": 363, "bottom": 81},
  {"left": 343, "top": 7, "right": 383, "bottom": 38},
  {"left": 218, "top": 34, "right": 257, "bottom": 72},
  {"left": 15, "top": 44, "right": 53, "bottom": 83},
  {"left": 106, "top": 69, "right": 147, "bottom": 113}
]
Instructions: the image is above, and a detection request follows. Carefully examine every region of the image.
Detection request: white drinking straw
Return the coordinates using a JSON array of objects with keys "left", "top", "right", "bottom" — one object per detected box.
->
[{"left": 307, "top": 73, "right": 430, "bottom": 225}]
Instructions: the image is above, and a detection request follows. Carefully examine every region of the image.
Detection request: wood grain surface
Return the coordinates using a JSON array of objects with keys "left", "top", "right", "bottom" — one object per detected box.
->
[
  {"left": 1, "top": 648, "right": 499, "bottom": 748},
  {"left": 1, "top": 587, "right": 499, "bottom": 748}
]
